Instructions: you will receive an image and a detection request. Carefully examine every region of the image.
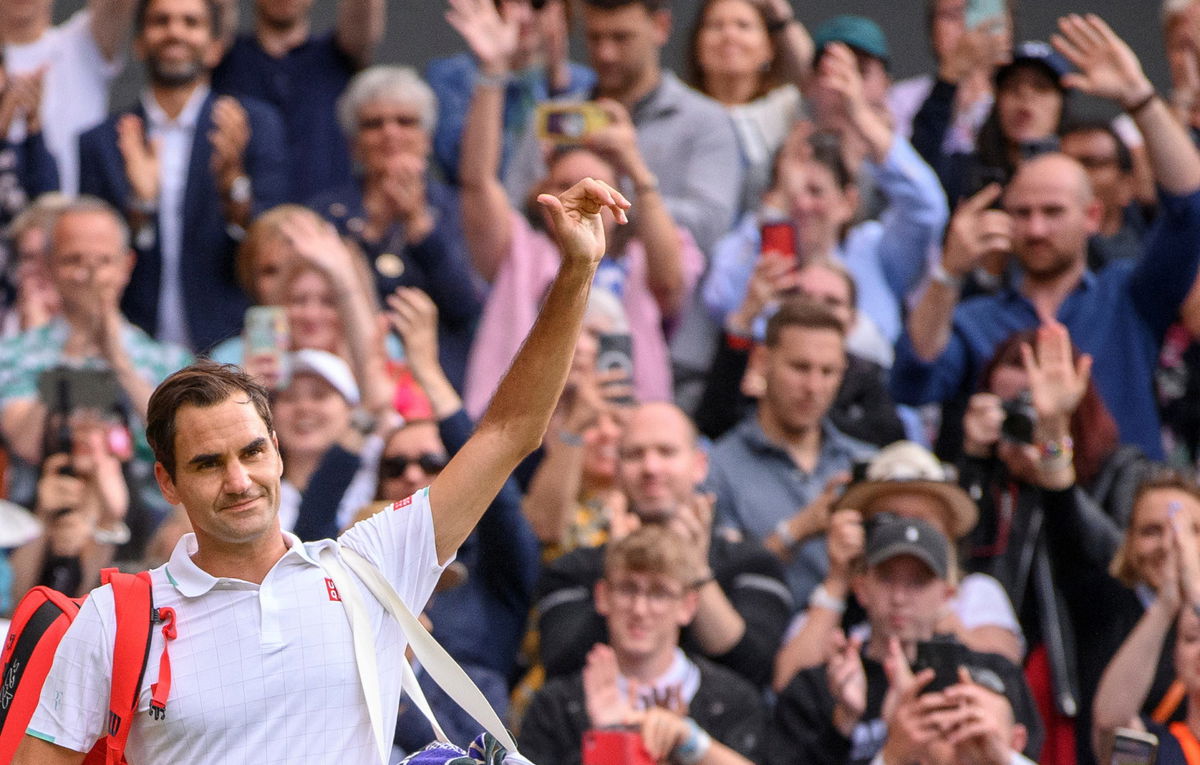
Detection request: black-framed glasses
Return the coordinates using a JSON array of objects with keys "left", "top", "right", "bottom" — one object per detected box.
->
[{"left": 379, "top": 452, "right": 449, "bottom": 479}]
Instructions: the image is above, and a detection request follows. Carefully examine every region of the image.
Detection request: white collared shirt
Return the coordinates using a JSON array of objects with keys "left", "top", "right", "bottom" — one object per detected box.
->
[
  {"left": 141, "top": 84, "right": 209, "bottom": 349},
  {"left": 28, "top": 487, "right": 449, "bottom": 764}
]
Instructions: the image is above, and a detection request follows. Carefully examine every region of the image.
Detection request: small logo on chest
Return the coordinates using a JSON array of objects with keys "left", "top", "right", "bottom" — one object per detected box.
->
[{"left": 325, "top": 578, "right": 341, "bottom": 602}]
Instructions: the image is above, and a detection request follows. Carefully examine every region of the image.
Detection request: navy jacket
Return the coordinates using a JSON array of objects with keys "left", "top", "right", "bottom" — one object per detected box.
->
[{"left": 78, "top": 92, "right": 290, "bottom": 352}]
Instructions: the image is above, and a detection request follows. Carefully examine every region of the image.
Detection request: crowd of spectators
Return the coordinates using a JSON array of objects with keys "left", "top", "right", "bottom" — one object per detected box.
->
[{"left": 8, "top": 0, "right": 1200, "bottom": 763}]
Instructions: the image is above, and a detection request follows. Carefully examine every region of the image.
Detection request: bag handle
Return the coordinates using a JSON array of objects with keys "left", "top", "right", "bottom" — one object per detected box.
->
[
  {"left": 337, "top": 545, "right": 522, "bottom": 755},
  {"left": 317, "top": 548, "right": 396, "bottom": 765}
]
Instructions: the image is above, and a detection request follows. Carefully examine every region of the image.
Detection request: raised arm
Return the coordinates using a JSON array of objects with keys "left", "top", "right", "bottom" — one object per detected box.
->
[
  {"left": 335, "top": 0, "right": 385, "bottom": 67},
  {"left": 450, "top": 0, "right": 521, "bottom": 282},
  {"left": 87, "top": 0, "right": 136, "bottom": 63},
  {"left": 427, "top": 178, "right": 629, "bottom": 563},
  {"left": 1054, "top": 14, "right": 1200, "bottom": 196},
  {"left": 752, "top": 0, "right": 814, "bottom": 90}
]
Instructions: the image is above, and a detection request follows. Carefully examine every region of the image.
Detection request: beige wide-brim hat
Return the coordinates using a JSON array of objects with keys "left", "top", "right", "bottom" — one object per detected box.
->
[
  {"left": 0, "top": 499, "right": 42, "bottom": 549},
  {"left": 835, "top": 441, "right": 979, "bottom": 540}
]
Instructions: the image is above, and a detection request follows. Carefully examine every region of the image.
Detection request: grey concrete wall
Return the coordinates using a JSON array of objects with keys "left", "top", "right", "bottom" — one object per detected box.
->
[{"left": 60, "top": 1, "right": 1174, "bottom": 119}]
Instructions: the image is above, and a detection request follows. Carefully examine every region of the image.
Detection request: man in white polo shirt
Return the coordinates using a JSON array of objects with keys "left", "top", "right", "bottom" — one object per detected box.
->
[{"left": 12, "top": 176, "right": 633, "bottom": 764}]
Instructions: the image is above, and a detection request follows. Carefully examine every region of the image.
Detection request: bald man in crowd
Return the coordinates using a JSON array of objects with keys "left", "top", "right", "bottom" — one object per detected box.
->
[{"left": 891, "top": 14, "right": 1200, "bottom": 458}]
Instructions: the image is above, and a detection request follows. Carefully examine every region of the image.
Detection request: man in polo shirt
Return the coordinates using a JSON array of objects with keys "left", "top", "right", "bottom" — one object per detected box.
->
[
  {"left": 891, "top": 14, "right": 1200, "bottom": 459},
  {"left": 708, "top": 299, "right": 877, "bottom": 607},
  {"left": 13, "top": 177, "right": 631, "bottom": 763},
  {"left": 212, "top": 0, "right": 385, "bottom": 201}
]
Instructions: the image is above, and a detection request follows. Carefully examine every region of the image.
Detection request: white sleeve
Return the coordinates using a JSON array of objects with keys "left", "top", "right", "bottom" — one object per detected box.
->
[
  {"left": 26, "top": 586, "right": 117, "bottom": 753},
  {"left": 955, "top": 573, "right": 1024, "bottom": 642},
  {"left": 337, "top": 486, "right": 450, "bottom": 617}
]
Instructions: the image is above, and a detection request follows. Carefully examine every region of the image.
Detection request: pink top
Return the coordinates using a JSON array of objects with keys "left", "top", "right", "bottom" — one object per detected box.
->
[{"left": 464, "top": 210, "right": 703, "bottom": 419}]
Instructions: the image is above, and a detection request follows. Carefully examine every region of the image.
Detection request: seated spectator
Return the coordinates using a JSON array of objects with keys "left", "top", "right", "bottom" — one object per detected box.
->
[
  {"left": 520, "top": 525, "right": 763, "bottom": 765},
  {"left": 430, "top": 0, "right": 594, "bottom": 185},
  {"left": 78, "top": 0, "right": 290, "bottom": 352},
  {"left": 0, "top": 198, "right": 192, "bottom": 493},
  {"left": 456, "top": 16, "right": 702, "bottom": 415},
  {"left": 309, "top": 65, "right": 482, "bottom": 390},
  {"left": 213, "top": 0, "right": 385, "bottom": 202},
  {"left": 685, "top": 0, "right": 813, "bottom": 208},
  {"left": 918, "top": 40, "right": 1071, "bottom": 204},
  {"left": 521, "top": 291, "right": 636, "bottom": 561},
  {"left": 764, "top": 513, "right": 1041, "bottom": 765},
  {"left": 707, "top": 300, "right": 880, "bottom": 607},
  {"left": 1, "top": 193, "right": 68, "bottom": 338},
  {"left": 704, "top": 89, "right": 947, "bottom": 356},
  {"left": 376, "top": 282, "right": 540, "bottom": 736},
  {"left": 8, "top": 416, "right": 130, "bottom": 601},
  {"left": 1089, "top": 498, "right": 1200, "bottom": 765},
  {"left": 534, "top": 401, "right": 792, "bottom": 688},
  {"left": 888, "top": 0, "right": 1011, "bottom": 154},
  {"left": 893, "top": 14, "right": 1200, "bottom": 461},
  {"left": 772, "top": 440, "right": 1023, "bottom": 690},
  {"left": 0, "top": 55, "right": 58, "bottom": 230},
  {"left": 697, "top": 263, "right": 905, "bottom": 445},
  {"left": 2, "top": 0, "right": 134, "bottom": 194},
  {"left": 1061, "top": 120, "right": 1156, "bottom": 270}
]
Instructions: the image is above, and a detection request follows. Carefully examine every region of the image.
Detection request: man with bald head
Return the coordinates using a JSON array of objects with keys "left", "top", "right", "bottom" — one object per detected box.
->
[
  {"left": 532, "top": 401, "right": 792, "bottom": 688},
  {"left": 892, "top": 14, "right": 1200, "bottom": 458}
]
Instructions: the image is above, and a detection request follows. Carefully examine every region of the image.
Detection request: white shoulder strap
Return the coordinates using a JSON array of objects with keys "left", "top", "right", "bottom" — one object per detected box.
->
[
  {"left": 317, "top": 546, "right": 393, "bottom": 765},
  {"left": 338, "top": 544, "right": 522, "bottom": 755}
]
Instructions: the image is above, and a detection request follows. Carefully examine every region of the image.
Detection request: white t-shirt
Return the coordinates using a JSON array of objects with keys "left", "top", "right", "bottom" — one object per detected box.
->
[
  {"left": 5, "top": 10, "right": 124, "bottom": 195},
  {"left": 28, "top": 487, "right": 449, "bottom": 764}
]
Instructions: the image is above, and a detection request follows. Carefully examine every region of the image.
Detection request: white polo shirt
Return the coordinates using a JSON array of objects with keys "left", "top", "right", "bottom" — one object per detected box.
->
[{"left": 28, "top": 488, "right": 448, "bottom": 764}]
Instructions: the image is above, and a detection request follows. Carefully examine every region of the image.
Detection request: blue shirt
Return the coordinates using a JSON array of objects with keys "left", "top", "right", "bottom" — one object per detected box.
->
[
  {"left": 708, "top": 416, "right": 877, "bottom": 605},
  {"left": 890, "top": 188, "right": 1200, "bottom": 459},
  {"left": 213, "top": 31, "right": 356, "bottom": 203},
  {"left": 425, "top": 52, "right": 594, "bottom": 186}
]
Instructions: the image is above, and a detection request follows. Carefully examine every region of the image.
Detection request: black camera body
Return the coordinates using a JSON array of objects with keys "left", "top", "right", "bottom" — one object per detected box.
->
[{"left": 1001, "top": 392, "right": 1038, "bottom": 444}]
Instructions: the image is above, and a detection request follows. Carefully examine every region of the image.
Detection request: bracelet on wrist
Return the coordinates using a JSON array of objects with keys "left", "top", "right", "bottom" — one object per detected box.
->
[
  {"left": 93, "top": 521, "right": 131, "bottom": 546},
  {"left": 1038, "top": 436, "right": 1074, "bottom": 463},
  {"left": 809, "top": 583, "right": 847, "bottom": 614},
  {"left": 929, "top": 259, "right": 964, "bottom": 289},
  {"left": 1125, "top": 90, "right": 1158, "bottom": 115},
  {"left": 775, "top": 517, "right": 799, "bottom": 548},
  {"left": 474, "top": 69, "right": 510, "bottom": 89},
  {"left": 634, "top": 174, "right": 660, "bottom": 195},
  {"left": 672, "top": 718, "right": 712, "bottom": 765}
]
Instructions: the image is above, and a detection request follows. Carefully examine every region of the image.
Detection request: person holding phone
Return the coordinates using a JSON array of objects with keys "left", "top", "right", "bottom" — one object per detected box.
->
[
  {"left": 454, "top": 0, "right": 702, "bottom": 418},
  {"left": 764, "top": 513, "right": 1040, "bottom": 765}
]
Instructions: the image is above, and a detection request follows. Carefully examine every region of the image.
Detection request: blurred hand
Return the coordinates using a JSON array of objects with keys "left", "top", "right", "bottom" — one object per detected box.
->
[
  {"left": 583, "top": 643, "right": 637, "bottom": 728},
  {"left": 1053, "top": 14, "right": 1153, "bottom": 108},
  {"left": 817, "top": 43, "right": 869, "bottom": 120},
  {"left": 828, "top": 630, "right": 867, "bottom": 733},
  {"left": 445, "top": 0, "right": 520, "bottom": 74},
  {"left": 791, "top": 472, "right": 851, "bottom": 539},
  {"left": 36, "top": 453, "right": 85, "bottom": 517},
  {"left": 669, "top": 492, "right": 716, "bottom": 575},
  {"left": 70, "top": 413, "right": 128, "bottom": 524},
  {"left": 583, "top": 99, "right": 647, "bottom": 178},
  {"left": 728, "top": 254, "right": 802, "bottom": 335},
  {"left": 962, "top": 393, "right": 1004, "bottom": 457},
  {"left": 117, "top": 114, "right": 160, "bottom": 204},
  {"left": 385, "top": 287, "right": 441, "bottom": 383},
  {"left": 941, "top": 672, "right": 1015, "bottom": 765},
  {"left": 277, "top": 210, "right": 359, "bottom": 285},
  {"left": 1020, "top": 321, "right": 1092, "bottom": 425},
  {"left": 942, "top": 184, "right": 1012, "bottom": 278},
  {"left": 636, "top": 707, "right": 691, "bottom": 762},
  {"left": 209, "top": 96, "right": 251, "bottom": 192},
  {"left": 826, "top": 508, "right": 864, "bottom": 580}
]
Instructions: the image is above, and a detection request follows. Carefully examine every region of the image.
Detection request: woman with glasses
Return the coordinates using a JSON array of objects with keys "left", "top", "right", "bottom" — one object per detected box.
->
[{"left": 307, "top": 65, "right": 483, "bottom": 391}]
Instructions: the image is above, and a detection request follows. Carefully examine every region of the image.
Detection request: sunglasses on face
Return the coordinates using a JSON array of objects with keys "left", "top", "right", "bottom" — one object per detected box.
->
[{"left": 378, "top": 452, "right": 449, "bottom": 479}]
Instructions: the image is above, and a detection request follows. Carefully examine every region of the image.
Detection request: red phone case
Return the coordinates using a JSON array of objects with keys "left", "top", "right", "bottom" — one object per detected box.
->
[
  {"left": 760, "top": 221, "right": 795, "bottom": 261},
  {"left": 582, "top": 729, "right": 656, "bottom": 765}
]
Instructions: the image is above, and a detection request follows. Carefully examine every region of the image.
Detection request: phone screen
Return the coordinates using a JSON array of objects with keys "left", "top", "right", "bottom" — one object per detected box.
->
[
  {"left": 914, "top": 639, "right": 968, "bottom": 694},
  {"left": 760, "top": 222, "right": 796, "bottom": 262},
  {"left": 1110, "top": 730, "right": 1158, "bottom": 765}
]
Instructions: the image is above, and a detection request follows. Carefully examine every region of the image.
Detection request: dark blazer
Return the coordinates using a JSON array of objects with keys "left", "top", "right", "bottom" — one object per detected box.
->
[{"left": 78, "top": 91, "right": 289, "bottom": 352}]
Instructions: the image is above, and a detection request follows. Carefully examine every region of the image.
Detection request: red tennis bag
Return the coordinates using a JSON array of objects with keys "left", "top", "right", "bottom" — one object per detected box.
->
[{"left": 0, "top": 568, "right": 175, "bottom": 764}]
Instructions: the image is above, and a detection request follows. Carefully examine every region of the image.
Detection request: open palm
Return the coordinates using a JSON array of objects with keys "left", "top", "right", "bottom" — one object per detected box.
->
[
  {"left": 446, "top": 0, "right": 519, "bottom": 70},
  {"left": 1052, "top": 14, "right": 1150, "bottom": 105}
]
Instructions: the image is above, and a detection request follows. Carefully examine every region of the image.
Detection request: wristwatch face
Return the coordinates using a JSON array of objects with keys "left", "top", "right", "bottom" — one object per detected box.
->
[{"left": 230, "top": 175, "right": 252, "bottom": 204}]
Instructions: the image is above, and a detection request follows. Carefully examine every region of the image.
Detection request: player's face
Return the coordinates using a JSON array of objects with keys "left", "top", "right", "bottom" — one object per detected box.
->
[{"left": 156, "top": 396, "right": 283, "bottom": 550}]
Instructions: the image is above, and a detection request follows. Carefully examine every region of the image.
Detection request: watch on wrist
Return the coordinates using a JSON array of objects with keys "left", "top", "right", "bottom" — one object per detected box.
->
[
  {"left": 93, "top": 521, "right": 132, "bottom": 546},
  {"left": 227, "top": 175, "right": 253, "bottom": 205},
  {"left": 929, "top": 259, "right": 964, "bottom": 289}
]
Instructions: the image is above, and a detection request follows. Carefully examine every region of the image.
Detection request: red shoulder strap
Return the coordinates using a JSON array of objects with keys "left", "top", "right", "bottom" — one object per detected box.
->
[{"left": 100, "top": 569, "right": 154, "bottom": 765}]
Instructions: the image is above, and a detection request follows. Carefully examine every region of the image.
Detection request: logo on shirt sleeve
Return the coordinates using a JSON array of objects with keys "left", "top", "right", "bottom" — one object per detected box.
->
[{"left": 325, "top": 578, "right": 341, "bottom": 602}]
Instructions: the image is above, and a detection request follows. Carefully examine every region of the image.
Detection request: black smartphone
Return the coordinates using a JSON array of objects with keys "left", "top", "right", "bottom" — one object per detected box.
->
[
  {"left": 1110, "top": 728, "right": 1158, "bottom": 765},
  {"left": 597, "top": 332, "right": 636, "bottom": 406},
  {"left": 36, "top": 366, "right": 121, "bottom": 413},
  {"left": 913, "top": 638, "right": 968, "bottom": 694}
]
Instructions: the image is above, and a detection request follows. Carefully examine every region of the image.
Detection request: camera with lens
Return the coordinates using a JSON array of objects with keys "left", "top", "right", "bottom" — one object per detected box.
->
[{"left": 1000, "top": 392, "right": 1038, "bottom": 444}]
